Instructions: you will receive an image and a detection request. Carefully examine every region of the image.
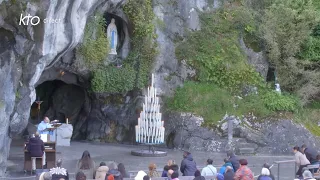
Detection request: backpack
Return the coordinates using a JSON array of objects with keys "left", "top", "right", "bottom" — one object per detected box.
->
[{"left": 106, "top": 174, "right": 114, "bottom": 180}]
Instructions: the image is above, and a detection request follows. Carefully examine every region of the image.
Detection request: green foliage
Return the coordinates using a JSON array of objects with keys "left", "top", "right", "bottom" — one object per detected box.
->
[
  {"left": 78, "top": 14, "right": 109, "bottom": 69},
  {"left": 90, "top": 0, "right": 157, "bottom": 93},
  {"left": 123, "top": 0, "right": 158, "bottom": 89},
  {"left": 260, "top": 0, "right": 320, "bottom": 104},
  {"left": 167, "top": 82, "right": 271, "bottom": 124},
  {"left": 313, "top": 25, "right": 320, "bottom": 37},
  {"left": 123, "top": 0, "right": 155, "bottom": 40},
  {"left": 294, "top": 108, "right": 320, "bottom": 136},
  {"left": 175, "top": 8, "right": 264, "bottom": 92},
  {"left": 243, "top": 32, "right": 262, "bottom": 52},
  {"left": 262, "top": 91, "right": 301, "bottom": 112},
  {"left": 91, "top": 65, "right": 136, "bottom": 93},
  {"left": 299, "top": 36, "right": 320, "bottom": 61}
]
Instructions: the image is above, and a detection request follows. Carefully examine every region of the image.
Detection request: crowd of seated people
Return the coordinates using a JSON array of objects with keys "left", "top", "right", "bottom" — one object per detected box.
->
[{"left": 36, "top": 144, "right": 320, "bottom": 180}]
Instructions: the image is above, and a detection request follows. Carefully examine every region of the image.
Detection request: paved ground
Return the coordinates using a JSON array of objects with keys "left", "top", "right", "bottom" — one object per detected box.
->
[{"left": 3, "top": 138, "right": 297, "bottom": 180}]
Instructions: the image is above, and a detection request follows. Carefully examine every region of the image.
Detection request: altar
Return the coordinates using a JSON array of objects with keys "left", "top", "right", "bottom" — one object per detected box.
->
[{"left": 37, "top": 123, "right": 73, "bottom": 146}]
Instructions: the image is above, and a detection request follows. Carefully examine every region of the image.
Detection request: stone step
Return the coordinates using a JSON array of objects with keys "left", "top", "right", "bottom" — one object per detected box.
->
[
  {"left": 233, "top": 138, "right": 247, "bottom": 143},
  {"left": 237, "top": 147, "right": 255, "bottom": 155},
  {"left": 236, "top": 142, "right": 258, "bottom": 149}
]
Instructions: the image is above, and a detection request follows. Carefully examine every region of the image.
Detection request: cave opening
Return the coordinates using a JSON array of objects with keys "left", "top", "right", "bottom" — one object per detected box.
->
[
  {"left": 266, "top": 67, "right": 276, "bottom": 82},
  {"left": 27, "top": 80, "right": 87, "bottom": 139}
]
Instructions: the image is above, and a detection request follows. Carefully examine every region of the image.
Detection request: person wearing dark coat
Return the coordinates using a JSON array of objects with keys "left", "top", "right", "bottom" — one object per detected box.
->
[
  {"left": 118, "top": 163, "right": 129, "bottom": 179},
  {"left": 27, "top": 132, "right": 46, "bottom": 168},
  {"left": 162, "top": 165, "right": 170, "bottom": 177},
  {"left": 162, "top": 163, "right": 179, "bottom": 177},
  {"left": 227, "top": 151, "right": 240, "bottom": 172},
  {"left": 180, "top": 151, "right": 197, "bottom": 176},
  {"left": 301, "top": 144, "right": 318, "bottom": 164},
  {"left": 170, "top": 164, "right": 179, "bottom": 174},
  {"left": 27, "top": 133, "right": 45, "bottom": 157},
  {"left": 193, "top": 170, "right": 205, "bottom": 180},
  {"left": 224, "top": 166, "right": 235, "bottom": 180}
]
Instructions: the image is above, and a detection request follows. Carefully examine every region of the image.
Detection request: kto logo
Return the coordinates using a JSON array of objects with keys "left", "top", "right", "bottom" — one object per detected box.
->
[
  {"left": 19, "top": 14, "right": 62, "bottom": 25},
  {"left": 19, "top": 14, "right": 40, "bottom": 25}
]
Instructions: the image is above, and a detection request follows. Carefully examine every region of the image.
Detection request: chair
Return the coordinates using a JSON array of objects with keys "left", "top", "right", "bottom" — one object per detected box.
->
[{"left": 31, "top": 156, "right": 43, "bottom": 175}]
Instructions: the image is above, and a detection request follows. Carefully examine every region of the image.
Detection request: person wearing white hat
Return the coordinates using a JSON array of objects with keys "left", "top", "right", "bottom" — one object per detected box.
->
[
  {"left": 303, "top": 170, "right": 316, "bottom": 180},
  {"left": 135, "top": 171, "right": 147, "bottom": 180}
]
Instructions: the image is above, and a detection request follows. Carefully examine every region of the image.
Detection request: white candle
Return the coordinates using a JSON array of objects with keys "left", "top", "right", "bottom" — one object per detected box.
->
[
  {"left": 142, "top": 103, "right": 145, "bottom": 113},
  {"left": 162, "top": 127, "right": 165, "bottom": 143},
  {"left": 152, "top": 103, "right": 155, "bottom": 113},
  {"left": 155, "top": 128, "right": 158, "bottom": 143},
  {"left": 161, "top": 120, "right": 164, "bottom": 127},
  {"left": 157, "top": 104, "right": 160, "bottom": 114},
  {"left": 139, "top": 128, "right": 141, "bottom": 143},
  {"left": 152, "top": 74, "right": 154, "bottom": 87},
  {"left": 135, "top": 126, "right": 138, "bottom": 142},
  {"left": 66, "top": 118, "right": 69, "bottom": 124},
  {"left": 145, "top": 95, "right": 147, "bottom": 108},
  {"left": 154, "top": 88, "right": 157, "bottom": 100},
  {"left": 159, "top": 127, "right": 162, "bottom": 143},
  {"left": 151, "top": 86, "right": 154, "bottom": 101}
]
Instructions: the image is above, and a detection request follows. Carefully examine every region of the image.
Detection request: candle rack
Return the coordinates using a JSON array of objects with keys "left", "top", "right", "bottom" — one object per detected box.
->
[{"left": 131, "top": 74, "right": 167, "bottom": 157}]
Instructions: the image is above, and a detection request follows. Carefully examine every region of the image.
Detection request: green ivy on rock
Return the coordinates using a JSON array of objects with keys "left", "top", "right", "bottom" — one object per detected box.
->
[
  {"left": 78, "top": 14, "right": 109, "bottom": 69},
  {"left": 90, "top": 0, "right": 157, "bottom": 93},
  {"left": 166, "top": 81, "right": 272, "bottom": 124},
  {"left": 175, "top": 8, "right": 264, "bottom": 92},
  {"left": 123, "top": 0, "right": 158, "bottom": 89},
  {"left": 92, "top": 65, "right": 135, "bottom": 93}
]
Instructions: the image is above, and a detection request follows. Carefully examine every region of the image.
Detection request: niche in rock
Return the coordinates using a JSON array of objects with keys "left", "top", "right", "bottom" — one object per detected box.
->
[
  {"left": 104, "top": 13, "right": 127, "bottom": 61},
  {"left": 29, "top": 80, "right": 86, "bottom": 126}
]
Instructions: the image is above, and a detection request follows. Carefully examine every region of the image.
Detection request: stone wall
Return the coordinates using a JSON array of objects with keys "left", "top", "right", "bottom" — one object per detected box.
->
[
  {"left": 164, "top": 112, "right": 320, "bottom": 154},
  {"left": 152, "top": 0, "right": 221, "bottom": 96}
]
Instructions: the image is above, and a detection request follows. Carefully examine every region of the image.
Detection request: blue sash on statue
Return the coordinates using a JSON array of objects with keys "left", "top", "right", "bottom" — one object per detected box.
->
[{"left": 111, "top": 30, "right": 115, "bottom": 49}]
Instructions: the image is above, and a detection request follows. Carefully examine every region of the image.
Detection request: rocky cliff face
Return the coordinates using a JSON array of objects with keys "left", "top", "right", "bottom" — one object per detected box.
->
[
  {"left": 0, "top": 0, "right": 125, "bottom": 176},
  {"left": 153, "top": 0, "right": 221, "bottom": 95},
  {"left": 1, "top": 0, "right": 319, "bottom": 177}
]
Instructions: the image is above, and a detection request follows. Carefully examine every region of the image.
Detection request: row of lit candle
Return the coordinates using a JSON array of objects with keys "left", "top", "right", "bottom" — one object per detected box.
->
[
  {"left": 137, "top": 118, "right": 164, "bottom": 128},
  {"left": 142, "top": 101, "right": 160, "bottom": 114},
  {"left": 135, "top": 73, "right": 165, "bottom": 144},
  {"left": 140, "top": 111, "right": 162, "bottom": 123},
  {"left": 135, "top": 126, "right": 165, "bottom": 143}
]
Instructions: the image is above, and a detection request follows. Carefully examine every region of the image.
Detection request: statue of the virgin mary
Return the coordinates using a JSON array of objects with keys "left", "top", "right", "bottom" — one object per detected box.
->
[{"left": 107, "top": 18, "right": 118, "bottom": 55}]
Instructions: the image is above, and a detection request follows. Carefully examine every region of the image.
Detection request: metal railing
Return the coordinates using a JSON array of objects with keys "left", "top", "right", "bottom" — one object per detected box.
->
[{"left": 273, "top": 160, "right": 296, "bottom": 180}]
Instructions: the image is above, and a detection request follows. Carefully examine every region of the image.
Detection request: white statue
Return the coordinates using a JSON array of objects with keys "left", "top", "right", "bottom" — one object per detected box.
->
[
  {"left": 275, "top": 83, "right": 281, "bottom": 94},
  {"left": 107, "top": 18, "right": 118, "bottom": 55}
]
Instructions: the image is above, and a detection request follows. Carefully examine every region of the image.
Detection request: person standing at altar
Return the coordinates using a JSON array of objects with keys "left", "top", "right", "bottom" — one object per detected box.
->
[{"left": 37, "top": 117, "right": 53, "bottom": 135}]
